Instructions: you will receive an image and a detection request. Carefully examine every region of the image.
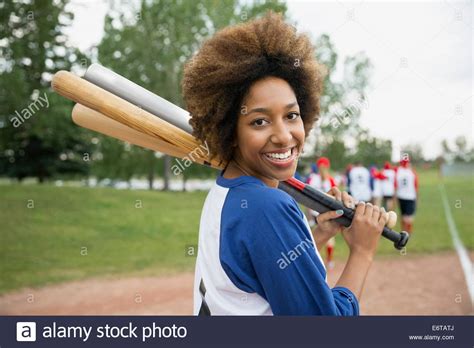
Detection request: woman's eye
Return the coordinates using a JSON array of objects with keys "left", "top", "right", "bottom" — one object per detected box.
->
[
  {"left": 287, "top": 112, "right": 300, "bottom": 120},
  {"left": 251, "top": 118, "right": 269, "bottom": 127}
]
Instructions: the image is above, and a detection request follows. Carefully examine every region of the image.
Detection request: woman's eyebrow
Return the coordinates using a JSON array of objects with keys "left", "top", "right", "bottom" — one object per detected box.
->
[{"left": 246, "top": 102, "right": 298, "bottom": 115}]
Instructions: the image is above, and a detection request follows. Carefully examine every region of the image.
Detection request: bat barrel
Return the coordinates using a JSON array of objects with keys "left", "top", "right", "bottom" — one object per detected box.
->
[
  {"left": 84, "top": 64, "right": 193, "bottom": 134},
  {"left": 51, "top": 70, "right": 201, "bottom": 155}
]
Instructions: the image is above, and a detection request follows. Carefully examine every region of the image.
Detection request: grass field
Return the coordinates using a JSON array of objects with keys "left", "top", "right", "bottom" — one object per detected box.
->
[
  {"left": 0, "top": 169, "right": 472, "bottom": 294},
  {"left": 0, "top": 185, "right": 207, "bottom": 294}
]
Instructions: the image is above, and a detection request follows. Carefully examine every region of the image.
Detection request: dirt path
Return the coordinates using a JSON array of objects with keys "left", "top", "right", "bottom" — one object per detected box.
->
[{"left": 1, "top": 252, "right": 472, "bottom": 315}]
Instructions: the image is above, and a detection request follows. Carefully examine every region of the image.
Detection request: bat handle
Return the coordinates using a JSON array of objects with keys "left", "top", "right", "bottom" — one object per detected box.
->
[
  {"left": 338, "top": 206, "right": 409, "bottom": 249},
  {"left": 334, "top": 209, "right": 410, "bottom": 250},
  {"left": 278, "top": 180, "right": 410, "bottom": 250}
]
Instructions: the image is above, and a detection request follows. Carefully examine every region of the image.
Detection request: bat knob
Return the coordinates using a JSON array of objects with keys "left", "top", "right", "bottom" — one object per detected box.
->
[{"left": 393, "top": 231, "right": 410, "bottom": 250}]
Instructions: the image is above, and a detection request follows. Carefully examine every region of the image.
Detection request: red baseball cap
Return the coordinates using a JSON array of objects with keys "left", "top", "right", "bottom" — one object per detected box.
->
[
  {"left": 400, "top": 157, "right": 410, "bottom": 167},
  {"left": 317, "top": 157, "right": 331, "bottom": 168}
]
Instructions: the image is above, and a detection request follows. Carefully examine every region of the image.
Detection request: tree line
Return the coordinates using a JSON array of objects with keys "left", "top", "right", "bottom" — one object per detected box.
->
[{"left": 4, "top": 0, "right": 462, "bottom": 188}]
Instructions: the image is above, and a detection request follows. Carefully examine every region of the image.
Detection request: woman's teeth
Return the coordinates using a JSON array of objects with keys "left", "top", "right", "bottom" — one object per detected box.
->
[{"left": 264, "top": 148, "right": 293, "bottom": 160}]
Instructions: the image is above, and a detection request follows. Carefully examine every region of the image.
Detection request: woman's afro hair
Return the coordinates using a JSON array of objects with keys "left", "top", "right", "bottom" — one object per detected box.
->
[{"left": 182, "top": 12, "right": 324, "bottom": 164}]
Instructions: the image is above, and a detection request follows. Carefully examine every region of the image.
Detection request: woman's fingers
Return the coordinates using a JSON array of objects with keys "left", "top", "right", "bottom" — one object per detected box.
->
[
  {"left": 326, "top": 187, "right": 342, "bottom": 201},
  {"left": 364, "top": 202, "right": 373, "bottom": 217},
  {"left": 316, "top": 209, "right": 344, "bottom": 224},
  {"left": 327, "top": 188, "right": 357, "bottom": 210},
  {"left": 342, "top": 191, "right": 355, "bottom": 209},
  {"left": 371, "top": 204, "right": 381, "bottom": 219},
  {"left": 354, "top": 201, "right": 366, "bottom": 217},
  {"left": 378, "top": 208, "right": 389, "bottom": 228}
]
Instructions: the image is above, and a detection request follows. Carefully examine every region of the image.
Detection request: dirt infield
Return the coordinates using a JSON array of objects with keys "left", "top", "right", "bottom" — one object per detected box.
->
[{"left": 1, "top": 251, "right": 472, "bottom": 315}]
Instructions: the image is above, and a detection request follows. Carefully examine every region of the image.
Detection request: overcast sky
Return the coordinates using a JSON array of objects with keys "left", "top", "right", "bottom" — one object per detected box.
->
[{"left": 66, "top": 0, "right": 473, "bottom": 160}]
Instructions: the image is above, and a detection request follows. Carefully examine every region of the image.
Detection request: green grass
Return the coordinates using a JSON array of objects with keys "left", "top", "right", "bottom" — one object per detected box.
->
[
  {"left": 0, "top": 169, "right": 472, "bottom": 294},
  {"left": 0, "top": 184, "right": 207, "bottom": 294},
  {"left": 441, "top": 174, "right": 474, "bottom": 250}
]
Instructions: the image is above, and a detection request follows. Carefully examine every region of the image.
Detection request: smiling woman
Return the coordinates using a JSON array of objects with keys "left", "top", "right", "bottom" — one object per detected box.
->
[{"left": 182, "top": 12, "right": 388, "bottom": 316}]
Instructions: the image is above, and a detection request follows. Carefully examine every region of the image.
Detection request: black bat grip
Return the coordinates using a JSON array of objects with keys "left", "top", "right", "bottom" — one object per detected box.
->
[
  {"left": 312, "top": 190, "right": 410, "bottom": 250},
  {"left": 278, "top": 181, "right": 410, "bottom": 250}
]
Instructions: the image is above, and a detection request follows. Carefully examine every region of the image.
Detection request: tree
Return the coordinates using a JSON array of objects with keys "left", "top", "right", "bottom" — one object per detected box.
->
[
  {"left": 0, "top": 0, "right": 90, "bottom": 182},
  {"left": 320, "top": 138, "right": 348, "bottom": 171},
  {"left": 399, "top": 143, "right": 424, "bottom": 165},
  {"left": 94, "top": 0, "right": 286, "bottom": 189},
  {"left": 311, "top": 35, "right": 372, "bottom": 144},
  {"left": 352, "top": 130, "right": 392, "bottom": 167},
  {"left": 440, "top": 136, "right": 474, "bottom": 163}
]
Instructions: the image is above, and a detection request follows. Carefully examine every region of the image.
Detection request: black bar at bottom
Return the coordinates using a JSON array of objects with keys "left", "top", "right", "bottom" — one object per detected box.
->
[{"left": 2, "top": 316, "right": 472, "bottom": 347}]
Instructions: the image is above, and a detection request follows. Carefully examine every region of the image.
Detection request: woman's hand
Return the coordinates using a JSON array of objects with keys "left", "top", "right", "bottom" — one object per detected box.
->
[
  {"left": 312, "top": 187, "right": 355, "bottom": 249},
  {"left": 341, "top": 202, "right": 388, "bottom": 257}
]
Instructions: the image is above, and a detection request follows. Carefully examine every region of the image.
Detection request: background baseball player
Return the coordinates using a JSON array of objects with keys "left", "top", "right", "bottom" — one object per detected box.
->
[{"left": 396, "top": 158, "right": 418, "bottom": 234}]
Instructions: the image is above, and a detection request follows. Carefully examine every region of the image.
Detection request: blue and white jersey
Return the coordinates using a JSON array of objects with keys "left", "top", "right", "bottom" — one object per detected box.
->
[{"left": 193, "top": 172, "right": 359, "bottom": 316}]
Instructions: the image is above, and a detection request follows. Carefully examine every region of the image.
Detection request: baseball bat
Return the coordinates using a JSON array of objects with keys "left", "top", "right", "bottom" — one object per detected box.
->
[
  {"left": 81, "top": 66, "right": 400, "bottom": 228},
  {"left": 84, "top": 64, "right": 193, "bottom": 134},
  {"left": 70, "top": 103, "right": 407, "bottom": 249},
  {"left": 279, "top": 179, "right": 408, "bottom": 250},
  {"left": 73, "top": 100, "right": 399, "bottom": 230},
  {"left": 52, "top": 68, "right": 409, "bottom": 249},
  {"left": 72, "top": 103, "right": 222, "bottom": 168},
  {"left": 72, "top": 103, "right": 206, "bottom": 163},
  {"left": 51, "top": 71, "right": 214, "bottom": 162}
]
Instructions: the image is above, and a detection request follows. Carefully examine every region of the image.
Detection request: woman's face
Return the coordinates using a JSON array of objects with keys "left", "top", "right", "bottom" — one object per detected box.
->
[{"left": 233, "top": 76, "right": 306, "bottom": 187}]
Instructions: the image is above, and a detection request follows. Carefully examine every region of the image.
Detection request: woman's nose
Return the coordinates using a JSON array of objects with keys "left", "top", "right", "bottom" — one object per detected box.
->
[{"left": 270, "top": 120, "right": 292, "bottom": 145}]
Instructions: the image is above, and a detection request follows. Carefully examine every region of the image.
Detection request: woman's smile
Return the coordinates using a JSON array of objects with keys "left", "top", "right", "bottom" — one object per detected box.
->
[{"left": 262, "top": 146, "right": 299, "bottom": 169}]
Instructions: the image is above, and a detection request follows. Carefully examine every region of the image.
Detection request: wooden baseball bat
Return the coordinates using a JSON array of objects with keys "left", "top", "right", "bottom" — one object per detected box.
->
[
  {"left": 52, "top": 71, "right": 206, "bottom": 158},
  {"left": 71, "top": 104, "right": 220, "bottom": 168}
]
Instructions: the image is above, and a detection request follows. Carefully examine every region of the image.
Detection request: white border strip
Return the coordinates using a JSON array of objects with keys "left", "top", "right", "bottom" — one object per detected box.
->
[{"left": 439, "top": 184, "right": 474, "bottom": 308}]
